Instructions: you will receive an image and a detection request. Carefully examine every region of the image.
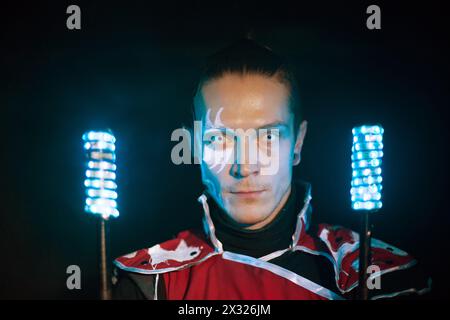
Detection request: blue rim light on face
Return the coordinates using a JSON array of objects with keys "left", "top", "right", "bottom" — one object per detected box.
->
[
  {"left": 83, "top": 130, "right": 119, "bottom": 219},
  {"left": 351, "top": 125, "right": 383, "bottom": 211}
]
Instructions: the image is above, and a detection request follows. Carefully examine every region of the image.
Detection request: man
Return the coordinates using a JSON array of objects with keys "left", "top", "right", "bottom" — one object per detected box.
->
[{"left": 112, "top": 38, "right": 430, "bottom": 300}]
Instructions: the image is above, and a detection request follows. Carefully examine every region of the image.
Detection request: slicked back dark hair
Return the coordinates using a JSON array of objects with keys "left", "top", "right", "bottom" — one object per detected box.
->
[{"left": 193, "top": 38, "right": 302, "bottom": 133}]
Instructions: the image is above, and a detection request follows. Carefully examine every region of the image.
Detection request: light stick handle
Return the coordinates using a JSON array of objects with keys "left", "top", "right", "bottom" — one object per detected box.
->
[
  {"left": 358, "top": 211, "right": 372, "bottom": 300},
  {"left": 99, "top": 218, "right": 111, "bottom": 300}
]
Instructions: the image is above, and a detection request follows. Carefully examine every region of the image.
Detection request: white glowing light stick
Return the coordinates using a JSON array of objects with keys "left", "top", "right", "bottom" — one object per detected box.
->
[{"left": 83, "top": 131, "right": 119, "bottom": 219}]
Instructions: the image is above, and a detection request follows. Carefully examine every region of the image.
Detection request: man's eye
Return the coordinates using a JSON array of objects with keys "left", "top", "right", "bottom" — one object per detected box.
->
[
  {"left": 260, "top": 130, "right": 280, "bottom": 142},
  {"left": 211, "top": 134, "right": 223, "bottom": 142},
  {"left": 204, "top": 131, "right": 229, "bottom": 147}
]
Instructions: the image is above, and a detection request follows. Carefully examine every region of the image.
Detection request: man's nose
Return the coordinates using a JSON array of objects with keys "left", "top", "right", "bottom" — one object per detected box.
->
[
  {"left": 230, "top": 137, "right": 260, "bottom": 178},
  {"left": 231, "top": 163, "right": 259, "bottom": 178}
]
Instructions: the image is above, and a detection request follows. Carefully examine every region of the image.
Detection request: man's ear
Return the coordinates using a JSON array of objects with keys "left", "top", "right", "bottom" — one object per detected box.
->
[{"left": 293, "top": 120, "right": 308, "bottom": 166}]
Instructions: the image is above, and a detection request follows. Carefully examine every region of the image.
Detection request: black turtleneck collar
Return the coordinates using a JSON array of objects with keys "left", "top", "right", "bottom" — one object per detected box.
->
[{"left": 205, "top": 181, "right": 309, "bottom": 258}]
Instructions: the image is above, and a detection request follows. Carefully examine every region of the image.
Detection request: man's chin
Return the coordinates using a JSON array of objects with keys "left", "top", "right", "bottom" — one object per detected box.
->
[{"left": 227, "top": 204, "right": 273, "bottom": 225}]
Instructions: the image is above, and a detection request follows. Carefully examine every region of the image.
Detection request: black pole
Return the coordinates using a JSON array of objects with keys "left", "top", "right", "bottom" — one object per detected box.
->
[
  {"left": 358, "top": 211, "right": 372, "bottom": 300},
  {"left": 99, "top": 218, "right": 111, "bottom": 300}
]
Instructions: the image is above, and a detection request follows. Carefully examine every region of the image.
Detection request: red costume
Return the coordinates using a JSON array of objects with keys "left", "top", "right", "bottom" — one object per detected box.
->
[{"left": 114, "top": 182, "right": 430, "bottom": 300}]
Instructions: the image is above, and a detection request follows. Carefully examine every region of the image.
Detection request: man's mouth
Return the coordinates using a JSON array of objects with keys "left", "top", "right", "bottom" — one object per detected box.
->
[{"left": 229, "top": 189, "right": 266, "bottom": 198}]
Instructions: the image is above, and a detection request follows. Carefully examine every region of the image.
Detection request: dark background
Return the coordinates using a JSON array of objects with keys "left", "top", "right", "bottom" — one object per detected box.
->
[{"left": 1, "top": 0, "right": 449, "bottom": 299}]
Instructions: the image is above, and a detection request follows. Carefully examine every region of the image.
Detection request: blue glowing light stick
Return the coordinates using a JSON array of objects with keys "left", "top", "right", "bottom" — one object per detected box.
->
[
  {"left": 82, "top": 130, "right": 118, "bottom": 300},
  {"left": 83, "top": 130, "right": 119, "bottom": 219},
  {"left": 351, "top": 125, "right": 384, "bottom": 211},
  {"left": 351, "top": 124, "right": 384, "bottom": 300}
]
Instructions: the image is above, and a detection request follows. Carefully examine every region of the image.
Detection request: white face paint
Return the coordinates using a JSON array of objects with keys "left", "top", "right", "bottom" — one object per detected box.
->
[{"left": 202, "top": 107, "right": 234, "bottom": 174}]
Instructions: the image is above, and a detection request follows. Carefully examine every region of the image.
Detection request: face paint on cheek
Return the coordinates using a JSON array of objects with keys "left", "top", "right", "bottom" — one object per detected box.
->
[
  {"left": 199, "top": 106, "right": 231, "bottom": 207},
  {"left": 205, "top": 148, "right": 232, "bottom": 174}
]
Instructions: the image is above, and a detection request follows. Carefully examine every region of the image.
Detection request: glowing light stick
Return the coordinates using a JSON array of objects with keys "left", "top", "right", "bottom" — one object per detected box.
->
[
  {"left": 351, "top": 124, "right": 384, "bottom": 300},
  {"left": 83, "top": 130, "right": 118, "bottom": 300},
  {"left": 351, "top": 125, "right": 384, "bottom": 211},
  {"left": 83, "top": 130, "right": 119, "bottom": 219}
]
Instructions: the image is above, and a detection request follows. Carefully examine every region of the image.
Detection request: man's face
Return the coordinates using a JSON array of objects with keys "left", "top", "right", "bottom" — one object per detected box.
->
[{"left": 196, "top": 73, "right": 307, "bottom": 226}]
